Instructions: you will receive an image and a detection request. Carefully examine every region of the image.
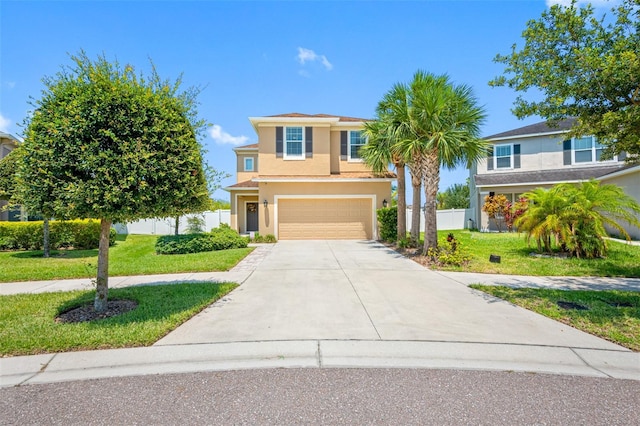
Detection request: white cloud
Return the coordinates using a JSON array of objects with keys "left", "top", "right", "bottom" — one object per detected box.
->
[
  {"left": 0, "top": 113, "right": 11, "bottom": 133},
  {"left": 297, "top": 47, "right": 333, "bottom": 71},
  {"left": 208, "top": 124, "right": 249, "bottom": 146},
  {"left": 5, "top": 81, "right": 16, "bottom": 90}
]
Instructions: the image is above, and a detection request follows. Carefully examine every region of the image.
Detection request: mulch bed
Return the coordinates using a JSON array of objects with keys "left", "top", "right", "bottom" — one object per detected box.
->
[{"left": 56, "top": 300, "right": 138, "bottom": 324}]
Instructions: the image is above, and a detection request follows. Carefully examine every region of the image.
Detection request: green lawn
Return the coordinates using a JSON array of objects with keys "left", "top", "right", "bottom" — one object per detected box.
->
[
  {"left": 470, "top": 285, "right": 640, "bottom": 351},
  {"left": 428, "top": 230, "right": 640, "bottom": 277},
  {"left": 0, "top": 282, "right": 237, "bottom": 356},
  {"left": 0, "top": 234, "right": 253, "bottom": 283}
]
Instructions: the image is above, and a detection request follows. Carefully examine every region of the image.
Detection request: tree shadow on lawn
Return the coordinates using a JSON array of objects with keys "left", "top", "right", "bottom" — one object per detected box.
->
[
  {"left": 54, "top": 282, "right": 235, "bottom": 327},
  {"left": 10, "top": 248, "right": 98, "bottom": 259}
]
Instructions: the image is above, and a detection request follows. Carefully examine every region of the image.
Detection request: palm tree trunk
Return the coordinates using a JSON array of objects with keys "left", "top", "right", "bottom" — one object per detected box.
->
[
  {"left": 423, "top": 150, "right": 440, "bottom": 252},
  {"left": 396, "top": 163, "right": 407, "bottom": 241},
  {"left": 410, "top": 172, "right": 421, "bottom": 247},
  {"left": 94, "top": 218, "right": 112, "bottom": 313}
]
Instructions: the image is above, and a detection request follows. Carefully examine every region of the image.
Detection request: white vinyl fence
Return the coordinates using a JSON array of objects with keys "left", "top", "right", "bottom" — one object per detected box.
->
[
  {"left": 406, "top": 208, "right": 475, "bottom": 232},
  {"left": 114, "top": 210, "right": 231, "bottom": 235}
]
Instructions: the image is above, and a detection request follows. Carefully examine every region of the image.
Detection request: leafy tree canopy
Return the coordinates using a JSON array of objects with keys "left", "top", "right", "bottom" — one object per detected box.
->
[
  {"left": 0, "top": 148, "right": 21, "bottom": 203},
  {"left": 20, "top": 51, "right": 210, "bottom": 223},
  {"left": 490, "top": 0, "right": 640, "bottom": 159},
  {"left": 437, "top": 181, "right": 470, "bottom": 210}
]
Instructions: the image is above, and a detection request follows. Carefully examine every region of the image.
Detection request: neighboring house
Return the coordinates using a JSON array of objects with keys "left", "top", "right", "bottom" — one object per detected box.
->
[
  {"left": 470, "top": 119, "right": 640, "bottom": 239},
  {"left": 0, "top": 132, "right": 20, "bottom": 221},
  {"left": 225, "top": 113, "right": 394, "bottom": 240}
]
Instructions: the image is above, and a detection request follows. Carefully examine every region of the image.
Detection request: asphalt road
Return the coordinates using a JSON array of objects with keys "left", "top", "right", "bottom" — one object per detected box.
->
[{"left": 2, "top": 368, "right": 638, "bottom": 425}]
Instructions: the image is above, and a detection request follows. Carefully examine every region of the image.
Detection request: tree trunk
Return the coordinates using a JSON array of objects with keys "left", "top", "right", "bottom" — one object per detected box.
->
[
  {"left": 396, "top": 162, "right": 407, "bottom": 241},
  {"left": 423, "top": 150, "right": 440, "bottom": 253},
  {"left": 174, "top": 216, "right": 180, "bottom": 235},
  {"left": 43, "top": 217, "right": 50, "bottom": 258},
  {"left": 94, "top": 218, "right": 112, "bottom": 313},
  {"left": 411, "top": 176, "right": 421, "bottom": 247}
]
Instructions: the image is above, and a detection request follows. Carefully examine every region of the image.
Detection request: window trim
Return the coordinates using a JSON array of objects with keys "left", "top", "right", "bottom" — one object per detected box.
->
[
  {"left": 244, "top": 157, "right": 254, "bottom": 172},
  {"left": 493, "top": 143, "right": 513, "bottom": 170},
  {"left": 284, "top": 126, "right": 305, "bottom": 160},
  {"left": 347, "top": 130, "right": 366, "bottom": 162},
  {"left": 572, "top": 136, "right": 615, "bottom": 165}
]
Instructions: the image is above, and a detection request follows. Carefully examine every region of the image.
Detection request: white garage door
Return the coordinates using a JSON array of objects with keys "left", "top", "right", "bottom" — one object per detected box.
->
[{"left": 278, "top": 198, "right": 373, "bottom": 240}]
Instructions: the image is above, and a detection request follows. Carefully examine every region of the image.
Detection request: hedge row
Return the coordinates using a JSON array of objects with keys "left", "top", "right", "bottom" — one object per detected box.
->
[
  {"left": 0, "top": 220, "right": 117, "bottom": 251},
  {"left": 155, "top": 225, "right": 248, "bottom": 255}
]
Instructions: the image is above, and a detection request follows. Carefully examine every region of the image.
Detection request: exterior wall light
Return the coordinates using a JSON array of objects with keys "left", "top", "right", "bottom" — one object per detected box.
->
[
  {"left": 382, "top": 199, "right": 388, "bottom": 208},
  {"left": 263, "top": 199, "right": 268, "bottom": 208}
]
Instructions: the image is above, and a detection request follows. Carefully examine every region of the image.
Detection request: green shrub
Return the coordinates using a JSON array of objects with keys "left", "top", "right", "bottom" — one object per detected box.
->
[
  {"left": 156, "top": 226, "right": 248, "bottom": 255},
  {"left": 0, "top": 220, "right": 115, "bottom": 251},
  {"left": 249, "top": 233, "right": 277, "bottom": 243},
  {"left": 426, "top": 233, "right": 471, "bottom": 266},
  {"left": 377, "top": 206, "right": 397, "bottom": 242}
]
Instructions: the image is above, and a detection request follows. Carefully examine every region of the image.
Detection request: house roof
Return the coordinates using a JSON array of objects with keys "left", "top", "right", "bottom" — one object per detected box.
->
[
  {"left": 475, "top": 164, "right": 629, "bottom": 187},
  {"left": 485, "top": 118, "right": 576, "bottom": 140},
  {"left": 253, "top": 171, "right": 396, "bottom": 180},
  {"left": 266, "top": 113, "right": 370, "bottom": 122},
  {"left": 234, "top": 143, "right": 258, "bottom": 150},
  {"left": 226, "top": 180, "right": 259, "bottom": 189}
]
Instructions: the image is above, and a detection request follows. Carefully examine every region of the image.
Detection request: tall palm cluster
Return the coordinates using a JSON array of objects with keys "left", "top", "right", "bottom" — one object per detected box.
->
[
  {"left": 361, "top": 71, "right": 487, "bottom": 252},
  {"left": 516, "top": 180, "right": 640, "bottom": 258}
]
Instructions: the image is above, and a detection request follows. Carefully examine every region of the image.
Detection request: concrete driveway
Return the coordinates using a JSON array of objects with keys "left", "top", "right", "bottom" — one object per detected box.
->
[{"left": 156, "top": 240, "right": 623, "bottom": 350}]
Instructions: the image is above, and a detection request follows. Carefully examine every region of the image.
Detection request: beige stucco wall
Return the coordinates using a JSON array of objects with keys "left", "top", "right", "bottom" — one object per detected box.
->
[
  {"left": 329, "top": 129, "right": 372, "bottom": 174},
  {"left": 257, "top": 125, "right": 331, "bottom": 176},
  {"left": 257, "top": 181, "right": 391, "bottom": 236}
]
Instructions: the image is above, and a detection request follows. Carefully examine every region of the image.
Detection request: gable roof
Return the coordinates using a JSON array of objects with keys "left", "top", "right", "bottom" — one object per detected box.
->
[
  {"left": 234, "top": 143, "right": 258, "bottom": 151},
  {"left": 485, "top": 118, "right": 576, "bottom": 140},
  {"left": 265, "top": 113, "right": 370, "bottom": 122}
]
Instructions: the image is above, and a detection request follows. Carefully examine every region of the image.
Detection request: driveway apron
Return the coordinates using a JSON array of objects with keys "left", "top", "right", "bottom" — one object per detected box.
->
[{"left": 155, "top": 240, "right": 623, "bottom": 350}]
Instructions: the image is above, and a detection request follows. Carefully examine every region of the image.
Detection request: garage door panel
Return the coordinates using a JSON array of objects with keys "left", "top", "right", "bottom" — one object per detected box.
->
[{"left": 278, "top": 199, "right": 372, "bottom": 240}]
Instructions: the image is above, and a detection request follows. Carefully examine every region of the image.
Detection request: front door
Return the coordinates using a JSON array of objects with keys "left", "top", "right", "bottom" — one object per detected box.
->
[{"left": 246, "top": 202, "right": 259, "bottom": 232}]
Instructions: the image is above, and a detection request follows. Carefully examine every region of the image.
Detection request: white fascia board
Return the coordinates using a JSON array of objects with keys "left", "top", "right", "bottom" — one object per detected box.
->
[
  {"left": 598, "top": 165, "right": 640, "bottom": 181},
  {"left": 223, "top": 186, "right": 259, "bottom": 192},
  {"left": 487, "top": 130, "right": 567, "bottom": 143},
  {"left": 253, "top": 177, "right": 395, "bottom": 183},
  {"left": 334, "top": 121, "right": 366, "bottom": 128},
  {"left": 477, "top": 179, "right": 584, "bottom": 189},
  {"left": 233, "top": 146, "right": 258, "bottom": 152},
  {"left": 249, "top": 117, "right": 336, "bottom": 132}
]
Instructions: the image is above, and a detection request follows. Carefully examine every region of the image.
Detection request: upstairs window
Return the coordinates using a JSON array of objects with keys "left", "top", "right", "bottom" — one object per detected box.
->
[
  {"left": 285, "top": 127, "right": 304, "bottom": 159},
  {"left": 244, "top": 157, "right": 254, "bottom": 171},
  {"left": 494, "top": 144, "right": 512, "bottom": 169},
  {"left": 349, "top": 131, "right": 366, "bottom": 161},
  {"left": 573, "top": 136, "right": 608, "bottom": 164}
]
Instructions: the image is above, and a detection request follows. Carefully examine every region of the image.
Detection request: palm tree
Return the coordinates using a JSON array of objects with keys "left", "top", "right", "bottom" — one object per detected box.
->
[
  {"left": 362, "top": 84, "right": 413, "bottom": 242},
  {"left": 398, "top": 71, "right": 487, "bottom": 252},
  {"left": 516, "top": 180, "right": 640, "bottom": 258}
]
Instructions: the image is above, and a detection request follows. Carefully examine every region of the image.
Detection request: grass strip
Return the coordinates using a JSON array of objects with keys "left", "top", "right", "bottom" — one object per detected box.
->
[
  {"left": 0, "top": 282, "right": 237, "bottom": 356},
  {"left": 1, "top": 234, "right": 253, "bottom": 282},
  {"left": 470, "top": 285, "right": 640, "bottom": 352},
  {"left": 422, "top": 230, "right": 640, "bottom": 277}
]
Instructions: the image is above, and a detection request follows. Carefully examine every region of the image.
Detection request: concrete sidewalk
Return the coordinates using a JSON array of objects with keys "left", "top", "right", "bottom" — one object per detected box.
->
[{"left": 1, "top": 241, "right": 638, "bottom": 387}]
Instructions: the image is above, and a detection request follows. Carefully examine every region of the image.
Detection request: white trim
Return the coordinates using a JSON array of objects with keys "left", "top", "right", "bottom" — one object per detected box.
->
[
  {"left": 273, "top": 194, "right": 377, "bottom": 240},
  {"left": 487, "top": 129, "right": 567, "bottom": 142},
  {"left": 233, "top": 147, "right": 258, "bottom": 152},
  {"left": 599, "top": 165, "right": 640, "bottom": 181},
  {"left": 244, "top": 200, "right": 259, "bottom": 234},
  {"left": 347, "top": 130, "right": 365, "bottom": 162},
  {"left": 224, "top": 186, "right": 258, "bottom": 192},
  {"left": 493, "top": 143, "right": 513, "bottom": 170},
  {"left": 571, "top": 136, "right": 616, "bottom": 165},
  {"left": 284, "top": 126, "right": 305, "bottom": 160},
  {"left": 477, "top": 180, "right": 585, "bottom": 189},
  {"left": 244, "top": 157, "right": 254, "bottom": 172},
  {"left": 253, "top": 177, "right": 394, "bottom": 183}
]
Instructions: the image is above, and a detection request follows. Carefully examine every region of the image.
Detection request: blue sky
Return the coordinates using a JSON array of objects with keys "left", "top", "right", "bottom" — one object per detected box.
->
[{"left": 0, "top": 0, "right": 616, "bottom": 201}]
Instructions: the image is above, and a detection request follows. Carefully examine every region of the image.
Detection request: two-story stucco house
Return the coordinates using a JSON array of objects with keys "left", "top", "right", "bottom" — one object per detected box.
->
[
  {"left": 225, "top": 113, "right": 394, "bottom": 240},
  {"left": 470, "top": 119, "right": 640, "bottom": 239},
  {"left": 0, "top": 132, "right": 20, "bottom": 221}
]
